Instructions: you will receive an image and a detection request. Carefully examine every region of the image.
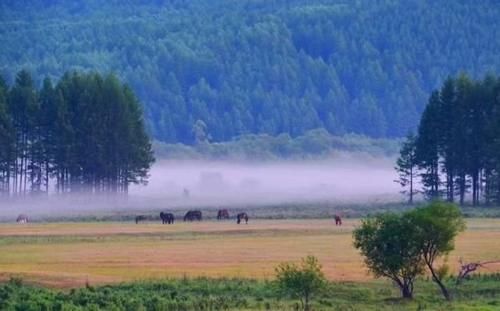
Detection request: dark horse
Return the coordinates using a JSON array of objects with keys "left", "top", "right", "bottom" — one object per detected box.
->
[
  {"left": 184, "top": 210, "right": 202, "bottom": 222},
  {"left": 217, "top": 209, "right": 230, "bottom": 220},
  {"left": 334, "top": 214, "right": 342, "bottom": 226},
  {"left": 160, "top": 212, "right": 175, "bottom": 224},
  {"left": 135, "top": 215, "right": 147, "bottom": 224},
  {"left": 236, "top": 212, "right": 248, "bottom": 224}
]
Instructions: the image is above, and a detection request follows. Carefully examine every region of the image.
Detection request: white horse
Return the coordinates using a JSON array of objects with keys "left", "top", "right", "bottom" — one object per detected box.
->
[{"left": 16, "top": 214, "right": 29, "bottom": 224}]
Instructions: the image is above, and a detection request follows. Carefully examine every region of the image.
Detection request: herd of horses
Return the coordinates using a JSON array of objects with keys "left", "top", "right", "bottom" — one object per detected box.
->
[
  {"left": 14, "top": 211, "right": 342, "bottom": 226},
  {"left": 133, "top": 210, "right": 342, "bottom": 226},
  {"left": 134, "top": 209, "right": 251, "bottom": 225}
]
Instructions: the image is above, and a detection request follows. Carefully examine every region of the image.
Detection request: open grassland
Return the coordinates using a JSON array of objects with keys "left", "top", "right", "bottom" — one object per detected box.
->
[{"left": 1, "top": 219, "right": 500, "bottom": 288}]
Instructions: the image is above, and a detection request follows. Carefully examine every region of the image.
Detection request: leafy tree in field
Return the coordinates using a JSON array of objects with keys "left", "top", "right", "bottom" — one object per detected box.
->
[
  {"left": 355, "top": 202, "right": 465, "bottom": 300},
  {"left": 395, "top": 132, "right": 418, "bottom": 204},
  {"left": 407, "top": 201, "right": 465, "bottom": 300},
  {"left": 275, "top": 255, "right": 326, "bottom": 311},
  {"left": 353, "top": 213, "right": 423, "bottom": 299}
]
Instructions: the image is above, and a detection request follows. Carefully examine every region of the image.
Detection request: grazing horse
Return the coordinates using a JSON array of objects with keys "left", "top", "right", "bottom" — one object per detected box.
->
[
  {"left": 160, "top": 212, "right": 175, "bottom": 224},
  {"left": 135, "top": 215, "right": 147, "bottom": 224},
  {"left": 217, "top": 209, "right": 230, "bottom": 220},
  {"left": 184, "top": 210, "right": 202, "bottom": 222},
  {"left": 236, "top": 212, "right": 248, "bottom": 224},
  {"left": 334, "top": 214, "right": 342, "bottom": 226},
  {"left": 16, "top": 214, "right": 29, "bottom": 223}
]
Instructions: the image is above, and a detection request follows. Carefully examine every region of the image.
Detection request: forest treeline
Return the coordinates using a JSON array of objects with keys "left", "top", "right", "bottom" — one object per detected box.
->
[
  {"left": 155, "top": 129, "right": 398, "bottom": 160},
  {"left": 1, "top": 0, "right": 499, "bottom": 143},
  {"left": 0, "top": 70, "right": 154, "bottom": 196},
  {"left": 396, "top": 74, "right": 500, "bottom": 206}
]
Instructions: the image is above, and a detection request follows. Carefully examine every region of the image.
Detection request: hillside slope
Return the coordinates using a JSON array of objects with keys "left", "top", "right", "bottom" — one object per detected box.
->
[{"left": 1, "top": 0, "right": 499, "bottom": 143}]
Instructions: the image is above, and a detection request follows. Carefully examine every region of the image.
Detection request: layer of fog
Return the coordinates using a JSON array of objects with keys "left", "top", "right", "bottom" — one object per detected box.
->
[
  {"left": 134, "top": 156, "right": 400, "bottom": 204},
  {"left": 0, "top": 155, "right": 402, "bottom": 219}
]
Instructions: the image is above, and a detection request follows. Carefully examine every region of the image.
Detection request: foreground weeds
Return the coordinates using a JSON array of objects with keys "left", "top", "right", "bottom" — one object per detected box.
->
[{"left": 1, "top": 275, "right": 499, "bottom": 310}]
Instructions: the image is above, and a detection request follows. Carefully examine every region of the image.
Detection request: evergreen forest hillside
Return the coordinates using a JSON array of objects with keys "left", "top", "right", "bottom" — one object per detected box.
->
[{"left": 1, "top": 0, "right": 499, "bottom": 144}]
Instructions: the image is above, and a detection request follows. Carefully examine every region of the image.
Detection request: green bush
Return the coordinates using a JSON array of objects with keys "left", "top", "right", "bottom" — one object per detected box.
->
[{"left": 275, "top": 256, "right": 327, "bottom": 311}]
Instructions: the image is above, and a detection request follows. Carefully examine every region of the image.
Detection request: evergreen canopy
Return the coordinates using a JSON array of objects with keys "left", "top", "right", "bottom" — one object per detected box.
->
[
  {"left": 1, "top": 0, "right": 499, "bottom": 143},
  {"left": 395, "top": 74, "right": 500, "bottom": 206},
  {"left": 0, "top": 70, "right": 154, "bottom": 196}
]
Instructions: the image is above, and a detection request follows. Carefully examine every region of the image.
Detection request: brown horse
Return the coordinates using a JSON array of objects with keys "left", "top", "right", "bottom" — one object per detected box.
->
[
  {"left": 184, "top": 210, "right": 202, "bottom": 222},
  {"left": 236, "top": 212, "right": 248, "bottom": 224},
  {"left": 217, "top": 209, "right": 230, "bottom": 220},
  {"left": 135, "top": 215, "right": 147, "bottom": 224},
  {"left": 334, "top": 214, "right": 342, "bottom": 226},
  {"left": 160, "top": 212, "right": 175, "bottom": 224}
]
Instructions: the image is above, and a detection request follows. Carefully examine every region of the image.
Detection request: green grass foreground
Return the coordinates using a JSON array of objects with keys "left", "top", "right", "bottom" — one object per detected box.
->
[{"left": 1, "top": 275, "right": 500, "bottom": 311}]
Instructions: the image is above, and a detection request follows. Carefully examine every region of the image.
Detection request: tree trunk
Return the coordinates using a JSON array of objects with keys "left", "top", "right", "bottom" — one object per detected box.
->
[
  {"left": 459, "top": 174, "right": 466, "bottom": 205},
  {"left": 472, "top": 172, "right": 478, "bottom": 206},
  {"left": 45, "top": 160, "right": 49, "bottom": 194},
  {"left": 409, "top": 165, "right": 413, "bottom": 204},
  {"left": 427, "top": 262, "right": 451, "bottom": 301},
  {"left": 433, "top": 274, "right": 450, "bottom": 300},
  {"left": 401, "top": 285, "right": 413, "bottom": 299},
  {"left": 396, "top": 278, "right": 414, "bottom": 299},
  {"left": 19, "top": 141, "right": 24, "bottom": 195},
  {"left": 448, "top": 172, "right": 454, "bottom": 202},
  {"left": 6, "top": 162, "right": 10, "bottom": 195}
]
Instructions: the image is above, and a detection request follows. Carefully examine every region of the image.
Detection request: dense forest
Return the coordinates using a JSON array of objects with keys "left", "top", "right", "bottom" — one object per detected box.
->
[
  {"left": 155, "top": 129, "right": 398, "bottom": 160},
  {"left": 1, "top": 0, "right": 499, "bottom": 143},
  {"left": 0, "top": 70, "right": 154, "bottom": 196},
  {"left": 396, "top": 74, "right": 500, "bottom": 206}
]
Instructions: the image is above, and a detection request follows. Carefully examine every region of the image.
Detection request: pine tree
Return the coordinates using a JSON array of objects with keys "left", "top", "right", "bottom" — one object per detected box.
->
[
  {"left": 416, "top": 91, "right": 441, "bottom": 200},
  {"left": 412, "top": 73, "right": 500, "bottom": 206},
  {"left": 395, "top": 133, "right": 418, "bottom": 204},
  {"left": 485, "top": 77, "right": 500, "bottom": 203},
  {"left": 437, "top": 77, "right": 457, "bottom": 202},
  {"left": 8, "top": 70, "right": 38, "bottom": 196},
  {"left": 0, "top": 77, "right": 14, "bottom": 195},
  {"left": 454, "top": 74, "right": 474, "bottom": 205},
  {"left": 119, "top": 84, "right": 155, "bottom": 192},
  {"left": 1, "top": 70, "right": 154, "bottom": 196}
]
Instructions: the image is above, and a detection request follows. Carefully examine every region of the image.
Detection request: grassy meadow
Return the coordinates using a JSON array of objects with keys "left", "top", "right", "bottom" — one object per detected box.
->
[
  {"left": 1, "top": 275, "right": 500, "bottom": 310},
  {"left": 0, "top": 219, "right": 499, "bottom": 288}
]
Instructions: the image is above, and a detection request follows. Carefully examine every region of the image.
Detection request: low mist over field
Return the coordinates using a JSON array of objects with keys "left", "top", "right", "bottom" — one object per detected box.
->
[
  {"left": 134, "top": 157, "right": 400, "bottom": 205},
  {"left": 0, "top": 156, "right": 401, "bottom": 220}
]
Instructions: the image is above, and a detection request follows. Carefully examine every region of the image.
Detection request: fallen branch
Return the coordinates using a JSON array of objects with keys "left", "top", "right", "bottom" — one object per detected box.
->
[{"left": 456, "top": 258, "right": 500, "bottom": 285}]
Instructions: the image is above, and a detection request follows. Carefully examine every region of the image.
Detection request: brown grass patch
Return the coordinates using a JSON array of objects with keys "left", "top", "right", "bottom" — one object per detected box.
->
[{"left": 0, "top": 219, "right": 499, "bottom": 288}]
